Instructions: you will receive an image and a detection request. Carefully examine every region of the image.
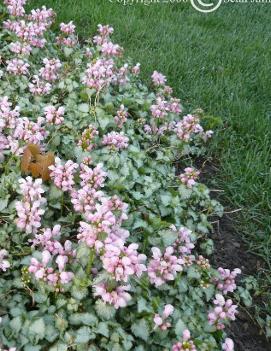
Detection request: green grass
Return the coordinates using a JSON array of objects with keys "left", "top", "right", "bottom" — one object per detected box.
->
[{"left": 30, "top": 0, "right": 271, "bottom": 318}]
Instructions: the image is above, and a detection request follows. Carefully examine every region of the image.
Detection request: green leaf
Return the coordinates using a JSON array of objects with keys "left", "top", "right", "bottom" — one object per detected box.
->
[
  {"left": 159, "top": 229, "right": 178, "bottom": 247},
  {"left": 175, "top": 319, "right": 186, "bottom": 337},
  {"left": 131, "top": 319, "right": 149, "bottom": 341},
  {"left": 96, "top": 322, "right": 109, "bottom": 337},
  {"left": 75, "top": 326, "right": 92, "bottom": 343},
  {"left": 69, "top": 313, "right": 97, "bottom": 326},
  {"left": 48, "top": 185, "right": 63, "bottom": 201},
  {"left": 78, "top": 103, "right": 89, "bottom": 113},
  {"left": 49, "top": 342, "right": 68, "bottom": 351},
  {"left": 187, "top": 266, "right": 201, "bottom": 280},
  {"left": 29, "top": 318, "right": 46, "bottom": 340},
  {"left": 10, "top": 316, "right": 22, "bottom": 333},
  {"left": 95, "top": 300, "right": 116, "bottom": 321},
  {"left": 0, "top": 198, "right": 8, "bottom": 212}
]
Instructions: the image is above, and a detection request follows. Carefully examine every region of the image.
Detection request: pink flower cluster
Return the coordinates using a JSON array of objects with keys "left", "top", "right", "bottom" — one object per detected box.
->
[
  {"left": 101, "top": 243, "right": 147, "bottom": 282},
  {"left": 39, "top": 58, "right": 62, "bottom": 82},
  {"left": 93, "top": 283, "right": 131, "bottom": 309},
  {"left": 56, "top": 21, "right": 77, "bottom": 47},
  {"left": 152, "top": 70, "right": 167, "bottom": 86},
  {"left": 9, "top": 41, "right": 32, "bottom": 55},
  {"left": 171, "top": 225, "right": 195, "bottom": 256},
  {"left": 30, "top": 225, "right": 76, "bottom": 281},
  {"left": 151, "top": 96, "right": 182, "bottom": 119},
  {"left": 93, "top": 24, "right": 114, "bottom": 46},
  {"left": 82, "top": 58, "right": 115, "bottom": 91},
  {"left": 29, "top": 75, "right": 52, "bottom": 96},
  {"left": 4, "top": 4, "right": 54, "bottom": 48},
  {"left": 208, "top": 294, "right": 238, "bottom": 330},
  {"left": 143, "top": 121, "right": 176, "bottom": 136},
  {"left": 4, "top": 0, "right": 26, "bottom": 17},
  {"left": 147, "top": 247, "right": 183, "bottom": 287},
  {"left": 175, "top": 114, "right": 212, "bottom": 142},
  {"left": 15, "top": 177, "right": 46, "bottom": 234},
  {"left": 29, "top": 250, "right": 74, "bottom": 287},
  {"left": 71, "top": 186, "right": 104, "bottom": 215},
  {"left": 172, "top": 330, "right": 197, "bottom": 351},
  {"left": 0, "top": 96, "right": 20, "bottom": 131},
  {"left": 6, "top": 58, "right": 29, "bottom": 75},
  {"left": 102, "top": 131, "right": 129, "bottom": 150},
  {"left": 215, "top": 267, "right": 241, "bottom": 294},
  {"left": 101, "top": 41, "right": 122, "bottom": 57},
  {"left": 44, "top": 105, "right": 65, "bottom": 125},
  {"left": 60, "top": 21, "right": 75, "bottom": 35},
  {"left": 79, "top": 163, "right": 107, "bottom": 189},
  {"left": 132, "top": 63, "right": 141, "bottom": 75},
  {"left": 222, "top": 338, "right": 235, "bottom": 351},
  {"left": 49, "top": 158, "right": 78, "bottom": 192},
  {"left": 179, "top": 167, "right": 200, "bottom": 188},
  {"left": 13, "top": 116, "right": 48, "bottom": 145},
  {"left": 28, "top": 6, "right": 55, "bottom": 27},
  {"left": 78, "top": 125, "right": 98, "bottom": 151},
  {"left": 153, "top": 304, "right": 174, "bottom": 330},
  {"left": 0, "top": 249, "right": 11, "bottom": 271},
  {"left": 114, "top": 105, "right": 128, "bottom": 128}
]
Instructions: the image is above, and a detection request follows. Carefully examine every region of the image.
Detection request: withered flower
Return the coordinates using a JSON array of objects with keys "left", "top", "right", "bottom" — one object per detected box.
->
[{"left": 21, "top": 144, "right": 55, "bottom": 181}]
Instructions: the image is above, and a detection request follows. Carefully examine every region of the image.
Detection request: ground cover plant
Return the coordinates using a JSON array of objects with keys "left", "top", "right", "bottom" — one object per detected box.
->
[
  {"left": 48, "top": 0, "right": 271, "bottom": 338},
  {"left": 25, "top": 1, "right": 271, "bottom": 334},
  {"left": 0, "top": 1, "right": 254, "bottom": 350}
]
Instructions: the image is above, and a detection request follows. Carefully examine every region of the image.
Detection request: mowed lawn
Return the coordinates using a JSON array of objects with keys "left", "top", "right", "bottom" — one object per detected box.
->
[{"left": 30, "top": 0, "right": 271, "bottom": 315}]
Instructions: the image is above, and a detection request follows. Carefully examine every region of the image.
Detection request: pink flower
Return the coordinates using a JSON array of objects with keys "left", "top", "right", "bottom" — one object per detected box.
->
[
  {"left": 93, "top": 24, "right": 114, "bottom": 45},
  {"left": 79, "top": 163, "right": 107, "bottom": 189},
  {"left": 172, "top": 329, "right": 197, "bottom": 351},
  {"left": 175, "top": 114, "right": 203, "bottom": 142},
  {"left": 168, "top": 97, "right": 182, "bottom": 114},
  {"left": 0, "top": 250, "right": 10, "bottom": 271},
  {"left": 101, "top": 41, "right": 122, "bottom": 57},
  {"left": 148, "top": 247, "right": 183, "bottom": 287},
  {"left": 15, "top": 177, "right": 47, "bottom": 234},
  {"left": 60, "top": 21, "right": 75, "bottom": 34},
  {"left": 13, "top": 117, "right": 48, "bottom": 144},
  {"left": 154, "top": 304, "right": 174, "bottom": 330},
  {"left": 179, "top": 167, "right": 200, "bottom": 188},
  {"left": 151, "top": 97, "right": 168, "bottom": 119},
  {"left": 71, "top": 185, "right": 104, "bottom": 215},
  {"left": 9, "top": 41, "right": 32, "bottom": 55},
  {"left": 78, "top": 125, "right": 98, "bottom": 151},
  {"left": 102, "top": 131, "right": 129, "bottom": 150},
  {"left": 114, "top": 105, "right": 128, "bottom": 128},
  {"left": 215, "top": 267, "right": 241, "bottom": 295},
  {"left": 222, "top": 338, "right": 234, "bottom": 351},
  {"left": 49, "top": 158, "right": 78, "bottom": 192},
  {"left": 0, "top": 96, "right": 20, "bottom": 130},
  {"left": 102, "top": 243, "right": 147, "bottom": 282},
  {"left": 44, "top": 105, "right": 65, "bottom": 125},
  {"left": 171, "top": 226, "right": 195, "bottom": 256},
  {"left": 208, "top": 294, "right": 238, "bottom": 330},
  {"left": 152, "top": 71, "right": 167, "bottom": 86},
  {"left": 132, "top": 63, "right": 141, "bottom": 75},
  {"left": 39, "top": 58, "right": 62, "bottom": 82},
  {"left": 93, "top": 282, "right": 131, "bottom": 309},
  {"left": 29, "top": 75, "right": 52, "bottom": 96},
  {"left": 6, "top": 58, "right": 29, "bottom": 75},
  {"left": 82, "top": 58, "right": 115, "bottom": 91}
]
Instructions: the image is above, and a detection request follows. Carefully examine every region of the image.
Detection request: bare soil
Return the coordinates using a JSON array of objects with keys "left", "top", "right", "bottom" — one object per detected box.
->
[{"left": 200, "top": 161, "right": 271, "bottom": 351}]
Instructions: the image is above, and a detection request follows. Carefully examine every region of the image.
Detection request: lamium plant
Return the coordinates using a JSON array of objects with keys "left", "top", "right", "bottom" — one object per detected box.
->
[{"left": 0, "top": 1, "right": 241, "bottom": 350}]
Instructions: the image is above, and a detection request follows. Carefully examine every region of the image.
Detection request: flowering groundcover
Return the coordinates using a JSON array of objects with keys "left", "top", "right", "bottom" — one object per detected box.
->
[{"left": 0, "top": 1, "right": 241, "bottom": 350}]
